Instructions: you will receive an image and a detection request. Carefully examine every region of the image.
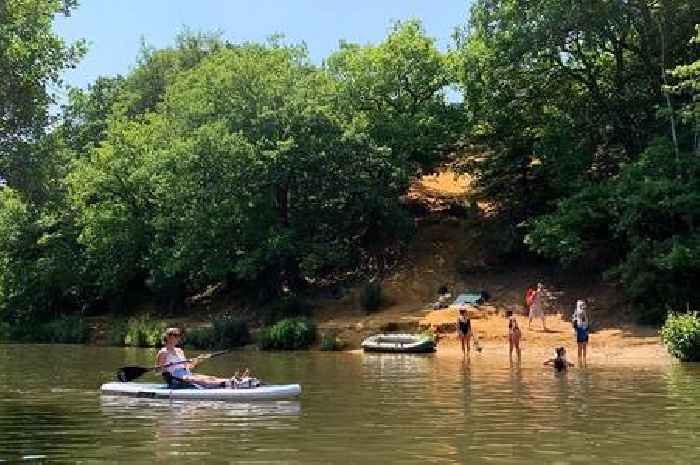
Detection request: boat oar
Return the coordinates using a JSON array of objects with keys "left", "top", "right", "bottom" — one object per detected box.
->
[{"left": 116, "top": 350, "right": 228, "bottom": 382}]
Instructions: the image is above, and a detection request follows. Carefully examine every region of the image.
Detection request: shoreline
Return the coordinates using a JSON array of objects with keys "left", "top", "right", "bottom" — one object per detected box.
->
[{"left": 343, "top": 312, "right": 672, "bottom": 369}]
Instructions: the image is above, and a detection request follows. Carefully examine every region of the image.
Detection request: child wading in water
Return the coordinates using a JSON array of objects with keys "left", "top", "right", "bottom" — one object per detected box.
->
[
  {"left": 573, "top": 300, "right": 589, "bottom": 367},
  {"left": 544, "top": 347, "right": 574, "bottom": 372},
  {"left": 508, "top": 317, "right": 522, "bottom": 364},
  {"left": 457, "top": 309, "right": 472, "bottom": 359}
]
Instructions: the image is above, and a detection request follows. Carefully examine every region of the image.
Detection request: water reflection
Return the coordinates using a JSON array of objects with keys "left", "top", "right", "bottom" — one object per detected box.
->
[
  {"left": 1, "top": 345, "right": 699, "bottom": 464},
  {"left": 99, "top": 397, "right": 302, "bottom": 464}
]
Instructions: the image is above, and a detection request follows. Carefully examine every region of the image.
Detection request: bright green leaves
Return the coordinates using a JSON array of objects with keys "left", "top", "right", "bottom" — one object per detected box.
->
[
  {"left": 0, "top": 0, "right": 86, "bottom": 192},
  {"left": 68, "top": 41, "right": 411, "bottom": 301},
  {"left": 327, "top": 20, "right": 459, "bottom": 168}
]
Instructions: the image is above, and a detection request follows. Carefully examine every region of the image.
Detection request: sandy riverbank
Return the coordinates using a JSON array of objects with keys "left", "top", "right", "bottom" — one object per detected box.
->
[
  {"left": 343, "top": 311, "right": 671, "bottom": 369},
  {"left": 428, "top": 312, "right": 670, "bottom": 368}
]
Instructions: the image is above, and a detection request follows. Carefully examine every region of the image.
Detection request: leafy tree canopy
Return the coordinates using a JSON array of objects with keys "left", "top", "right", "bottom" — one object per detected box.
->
[{"left": 0, "top": 0, "right": 85, "bottom": 194}]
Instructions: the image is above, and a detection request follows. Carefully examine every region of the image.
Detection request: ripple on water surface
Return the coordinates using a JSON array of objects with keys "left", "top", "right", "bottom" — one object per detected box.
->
[{"left": 0, "top": 345, "right": 699, "bottom": 464}]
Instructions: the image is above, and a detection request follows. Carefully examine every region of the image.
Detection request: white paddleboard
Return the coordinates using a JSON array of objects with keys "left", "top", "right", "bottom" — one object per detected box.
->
[{"left": 100, "top": 382, "right": 301, "bottom": 401}]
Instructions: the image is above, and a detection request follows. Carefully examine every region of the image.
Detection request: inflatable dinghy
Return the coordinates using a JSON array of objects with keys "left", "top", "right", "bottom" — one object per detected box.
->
[
  {"left": 100, "top": 382, "right": 301, "bottom": 401},
  {"left": 361, "top": 333, "right": 435, "bottom": 353}
]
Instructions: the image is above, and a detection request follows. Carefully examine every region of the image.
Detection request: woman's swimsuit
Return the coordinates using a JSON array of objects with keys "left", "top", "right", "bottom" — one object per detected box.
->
[
  {"left": 162, "top": 349, "right": 194, "bottom": 388},
  {"left": 509, "top": 327, "right": 521, "bottom": 345},
  {"left": 458, "top": 316, "right": 471, "bottom": 336}
]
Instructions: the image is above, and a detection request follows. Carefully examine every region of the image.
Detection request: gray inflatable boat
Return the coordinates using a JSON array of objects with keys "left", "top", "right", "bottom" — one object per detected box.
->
[{"left": 361, "top": 333, "right": 435, "bottom": 353}]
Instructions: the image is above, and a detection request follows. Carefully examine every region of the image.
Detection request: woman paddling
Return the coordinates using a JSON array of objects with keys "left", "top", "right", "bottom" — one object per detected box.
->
[{"left": 156, "top": 327, "right": 257, "bottom": 388}]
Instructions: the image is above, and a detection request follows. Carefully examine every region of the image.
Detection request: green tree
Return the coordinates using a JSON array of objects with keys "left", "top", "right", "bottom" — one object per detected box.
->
[
  {"left": 665, "top": 25, "right": 700, "bottom": 155},
  {"left": 0, "top": 188, "right": 82, "bottom": 323},
  {"left": 528, "top": 139, "right": 700, "bottom": 323},
  {"left": 454, "top": 0, "right": 697, "bottom": 223},
  {"left": 69, "top": 41, "right": 411, "bottom": 307},
  {"left": 119, "top": 30, "right": 225, "bottom": 117},
  {"left": 327, "top": 20, "right": 460, "bottom": 169},
  {"left": 59, "top": 76, "right": 126, "bottom": 154},
  {"left": 0, "top": 0, "right": 85, "bottom": 194}
]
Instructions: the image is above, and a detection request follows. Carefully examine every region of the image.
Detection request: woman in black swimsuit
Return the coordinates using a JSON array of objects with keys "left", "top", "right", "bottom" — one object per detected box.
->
[{"left": 457, "top": 309, "right": 472, "bottom": 358}]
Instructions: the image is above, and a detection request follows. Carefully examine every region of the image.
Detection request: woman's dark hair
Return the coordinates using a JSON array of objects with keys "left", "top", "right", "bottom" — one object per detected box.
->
[
  {"left": 556, "top": 347, "right": 565, "bottom": 357},
  {"left": 508, "top": 318, "right": 513, "bottom": 329}
]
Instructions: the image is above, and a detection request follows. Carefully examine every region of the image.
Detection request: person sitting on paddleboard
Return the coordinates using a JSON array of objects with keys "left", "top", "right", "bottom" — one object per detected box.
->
[
  {"left": 544, "top": 347, "right": 574, "bottom": 372},
  {"left": 156, "top": 327, "right": 258, "bottom": 389}
]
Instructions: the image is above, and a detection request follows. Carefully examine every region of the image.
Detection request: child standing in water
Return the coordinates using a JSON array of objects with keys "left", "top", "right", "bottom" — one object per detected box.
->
[
  {"left": 457, "top": 309, "right": 472, "bottom": 359},
  {"left": 508, "top": 317, "right": 522, "bottom": 364},
  {"left": 544, "top": 347, "right": 574, "bottom": 372},
  {"left": 573, "top": 311, "right": 589, "bottom": 367}
]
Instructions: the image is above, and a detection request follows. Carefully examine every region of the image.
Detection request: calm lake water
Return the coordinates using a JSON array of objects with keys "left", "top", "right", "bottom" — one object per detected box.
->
[{"left": 0, "top": 345, "right": 698, "bottom": 464}]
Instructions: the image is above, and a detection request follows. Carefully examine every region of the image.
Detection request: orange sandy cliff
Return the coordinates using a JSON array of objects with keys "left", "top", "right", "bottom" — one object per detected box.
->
[{"left": 314, "top": 168, "right": 669, "bottom": 367}]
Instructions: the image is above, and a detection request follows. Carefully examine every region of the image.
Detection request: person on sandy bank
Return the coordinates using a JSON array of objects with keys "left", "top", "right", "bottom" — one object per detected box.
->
[
  {"left": 457, "top": 309, "right": 472, "bottom": 359},
  {"left": 528, "top": 282, "right": 548, "bottom": 331},
  {"left": 156, "top": 327, "right": 259, "bottom": 389},
  {"left": 572, "top": 300, "right": 590, "bottom": 367},
  {"left": 572, "top": 299, "right": 587, "bottom": 326},
  {"left": 544, "top": 347, "right": 574, "bottom": 372},
  {"left": 433, "top": 285, "right": 452, "bottom": 310},
  {"left": 508, "top": 317, "right": 522, "bottom": 364}
]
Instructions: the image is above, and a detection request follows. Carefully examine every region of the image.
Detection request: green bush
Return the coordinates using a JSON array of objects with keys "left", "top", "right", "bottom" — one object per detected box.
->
[
  {"left": 261, "top": 296, "right": 311, "bottom": 325},
  {"left": 0, "top": 314, "right": 90, "bottom": 344},
  {"left": 661, "top": 313, "right": 700, "bottom": 362},
  {"left": 0, "top": 319, "right": 35, "bottom": 342},
  {"left": 257, "top": 318, "right": 317, "bottom": 350},
  {"left": 105, "top": 319, "right": 129, "bottom": 346},
  {"left": 37, "top": 314, "right": 90, "bottom": 344},
  {"left": 123, "top": 315, "right": 165, "bottom": 347},
  {"left": 361, "top": 282, "right": 382, "bottom": 313},
  {"left": 0, "top": 321, "right": 11, "bottom": 342},
  {"left": 319, "top": 334, "right": 344, "bottom": 351},
  {"left": 185, "top": 316, "right": 250, "bottom": 349}
]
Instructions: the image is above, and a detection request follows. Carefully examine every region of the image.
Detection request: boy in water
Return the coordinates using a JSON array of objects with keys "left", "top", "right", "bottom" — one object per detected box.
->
[{"left": 544, "top": 347, "right": 574, "bottom": 372}]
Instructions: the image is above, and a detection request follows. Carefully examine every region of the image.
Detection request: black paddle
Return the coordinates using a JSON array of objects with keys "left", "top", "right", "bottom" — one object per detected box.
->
[{"left": 116, "top": 350, "right": 228, "bottom": 382}]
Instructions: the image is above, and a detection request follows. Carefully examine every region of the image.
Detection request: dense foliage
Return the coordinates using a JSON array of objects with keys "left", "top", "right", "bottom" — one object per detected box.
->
[
  {"left": 1, "top": 18, "right": 453, "bottom": 325},
  {"left": 661, "top": 313, "right": 700, "bottom": 361},
  {"left": 185, "top": 316, "right": 250, "bottom": 350},
  {"left": 0, "top": 0, "right": 698, "bottom": 331},
  {"left": 257, "top": 317, "right": 317, "bottom": 350},
  {"left": 455, "top": 0, "right": 699, "bottom": 321},
  {"left": 0, "top": 0, "right": 85, "bottom": 196}
]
